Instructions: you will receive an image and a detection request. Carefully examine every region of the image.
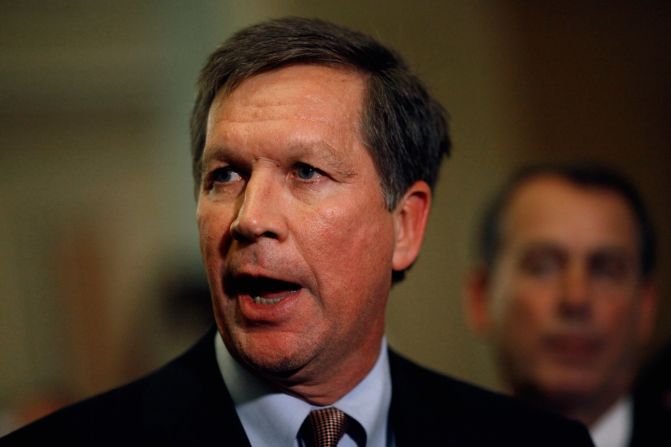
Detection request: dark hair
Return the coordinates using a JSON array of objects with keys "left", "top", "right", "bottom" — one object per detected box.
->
[
  {"left": 480, "top": 163, "right": 657, "bottom": 278},
  {"left": 190, "top": 17, "right": 451, "bottom": 210}
]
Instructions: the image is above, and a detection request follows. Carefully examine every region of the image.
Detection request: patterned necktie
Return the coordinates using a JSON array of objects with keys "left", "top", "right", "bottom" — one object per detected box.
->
[{"left": 305, "top": 407, "right": 348, "bottom": 447}]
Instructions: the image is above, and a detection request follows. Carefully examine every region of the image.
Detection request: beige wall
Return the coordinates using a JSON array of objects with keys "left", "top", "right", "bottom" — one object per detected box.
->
[{"left": 1, "top": 1, "right": 669, "bottom": 419}]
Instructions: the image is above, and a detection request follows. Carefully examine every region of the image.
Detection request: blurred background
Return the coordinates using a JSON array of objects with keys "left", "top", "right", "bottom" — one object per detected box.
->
[{"left": 1, "top": 0, "right": 670, "bottom": 433}]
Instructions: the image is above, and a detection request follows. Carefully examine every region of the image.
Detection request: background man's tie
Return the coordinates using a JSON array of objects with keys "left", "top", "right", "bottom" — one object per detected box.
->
[{"left": 306, "top": 407, "right": 348, "bottom": 447}]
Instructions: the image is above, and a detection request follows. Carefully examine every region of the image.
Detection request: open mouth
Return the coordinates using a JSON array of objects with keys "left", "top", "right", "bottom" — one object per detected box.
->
[{"left": 230, "top": 274, "right": 302, "bottom": 305}]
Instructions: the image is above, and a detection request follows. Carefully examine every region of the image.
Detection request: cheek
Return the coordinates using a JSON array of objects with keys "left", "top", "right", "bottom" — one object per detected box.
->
[
  {"left": 301, "top": 204, "right": 394, "bottom": 294},
  {"left": 598, "top": 296, "right": 640, "bottom": 342},
  {"left": 197, "top": 203, "right": 233, "bottom": 260},
  {"left": 319, "top": 204, "right": 391, "bottom": 257},
  {"left": 594, "top": 300, "right": 643, "bottom": 374},
  {"left": 492, "top": 281, "right": 553, "bottom": 342}
]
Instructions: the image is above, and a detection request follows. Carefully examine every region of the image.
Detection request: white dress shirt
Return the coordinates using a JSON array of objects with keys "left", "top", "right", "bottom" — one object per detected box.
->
[
  {"left": 215, "top": 333, "right": 393, "bottom": 447},
  {"left": 589, "top": 397, "right": 633, "bottom": 447}
]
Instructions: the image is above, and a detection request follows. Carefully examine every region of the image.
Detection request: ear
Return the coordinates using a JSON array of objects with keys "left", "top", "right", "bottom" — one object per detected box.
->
[
  {"left": 391, "top": 181, "right": 431, "bottom": 271},
  {"left": 464, "top": 265, "right": 493, "bottom": 336},
  {"left": 636, "top": 280, "right": 658, "bottom": 345}
]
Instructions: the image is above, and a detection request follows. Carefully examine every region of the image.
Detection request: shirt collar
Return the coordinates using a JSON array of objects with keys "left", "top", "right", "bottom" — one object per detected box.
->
[
  {"left": 215, "top": 333, "right": 392, "bottom": 447},
  {"left": 589, "top": 396, "right": 633, "bottom": 447}
]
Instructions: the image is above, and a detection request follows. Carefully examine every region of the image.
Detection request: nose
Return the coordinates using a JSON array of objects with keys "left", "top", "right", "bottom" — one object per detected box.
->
[
  {"left": 559, "top": 265, "right": 592, "bottom": 319},
  {"left": 230, "top": 170, "right": 287, "bottom": 243}
]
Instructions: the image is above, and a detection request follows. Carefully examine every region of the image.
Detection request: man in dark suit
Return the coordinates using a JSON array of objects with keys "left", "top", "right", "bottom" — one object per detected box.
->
[
  {"left": 2, "top": 18, "right": 593, "bottom": 446},
  {"left": 466, "top": 163, "right": 664, "bottom": 446}
]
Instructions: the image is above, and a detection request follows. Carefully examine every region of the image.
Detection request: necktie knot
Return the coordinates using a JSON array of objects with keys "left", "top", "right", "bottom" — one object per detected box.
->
[{"left": 305, "top": 407, "right": 348, "bottom": 447}]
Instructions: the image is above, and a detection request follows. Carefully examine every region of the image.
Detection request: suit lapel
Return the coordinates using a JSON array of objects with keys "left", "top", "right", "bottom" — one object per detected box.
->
[
  {"left": 388, "top": 349, "right": 466, "bottom": 446},
  {"left": 140, "top": 328, "right": 251, "bottom": 445},
  {"left": 388, "top": 350, "right": 435, "bottom": 445}
]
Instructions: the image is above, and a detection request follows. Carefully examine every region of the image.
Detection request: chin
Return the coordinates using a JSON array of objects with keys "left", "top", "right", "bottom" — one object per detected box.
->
[
  {"left": 537, "top": 370, "right": 604, "bottom": 402},
  {"left": 226, "top": 330, "right": 317, "bottom": 377},
  {"left": 240, "top": 351, "right": 303, "bottom": 377}
]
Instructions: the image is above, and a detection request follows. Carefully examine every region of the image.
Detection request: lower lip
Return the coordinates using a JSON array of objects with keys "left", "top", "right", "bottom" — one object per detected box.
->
[{"left": 237, "top": 288, "right": 303, "bottom": 323}]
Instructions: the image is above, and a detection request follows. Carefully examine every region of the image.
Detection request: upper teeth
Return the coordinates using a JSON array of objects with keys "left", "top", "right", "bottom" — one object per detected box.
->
[{"left": 253, "top": 296, "right": 284, "bottom": 305}]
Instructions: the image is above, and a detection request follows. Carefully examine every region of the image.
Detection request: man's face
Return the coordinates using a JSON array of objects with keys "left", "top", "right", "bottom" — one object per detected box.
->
[
  {"left": 478, "top": 176, "right": 655, "bottom": 408},
  {"left": 196, "top": 65, "right": 399, "bottom": 393}
]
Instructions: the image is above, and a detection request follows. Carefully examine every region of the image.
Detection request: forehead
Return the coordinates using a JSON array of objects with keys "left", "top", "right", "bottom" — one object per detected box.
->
[
  {"left": 203, "top": 64, "right": 372, "bottom": 172},
  {"left": 208, "top": 64, "right": 366, "bottom": 132},
  {"left": 501, "top": 176, "right": 639, "bottom": 251}
]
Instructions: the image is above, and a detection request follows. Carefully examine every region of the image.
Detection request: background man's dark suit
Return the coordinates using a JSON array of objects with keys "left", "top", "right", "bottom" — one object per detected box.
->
[
  {"left": 2, "top": 329, "right": 592, "bottom": 446},
  {"left": 630, "top": 344, "right": 671, "bottom": 447}
]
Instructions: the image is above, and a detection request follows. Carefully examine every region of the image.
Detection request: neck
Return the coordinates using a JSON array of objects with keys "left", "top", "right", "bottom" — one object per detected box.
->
[
  {"left": 265, "top": 338, "right": 384, "bottom": 405},
  {"left": 218, "top": 331, "right": 385, "bottom": 406}
]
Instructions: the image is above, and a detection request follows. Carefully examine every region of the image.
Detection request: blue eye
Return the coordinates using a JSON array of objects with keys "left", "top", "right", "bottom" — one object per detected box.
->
[
  {"left": 211, "top": 167, "right": 241, "bottom": 184},
  {"left": 295, "top": 163, "right": 321, "bottom": 180}
]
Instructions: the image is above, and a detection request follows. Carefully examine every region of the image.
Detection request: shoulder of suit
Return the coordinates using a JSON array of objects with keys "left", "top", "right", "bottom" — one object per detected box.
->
[
  {"left": 0, "top": 329, "right": 225, "bottom": 446},
  {"left": 387, "top": 349, "right": 594, "bottom": 446}
]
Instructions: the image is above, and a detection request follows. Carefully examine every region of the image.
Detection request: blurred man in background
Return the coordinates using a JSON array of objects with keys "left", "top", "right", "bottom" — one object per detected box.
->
[{"left": 466, "top": 163, "right": 665, "bottom": 446}]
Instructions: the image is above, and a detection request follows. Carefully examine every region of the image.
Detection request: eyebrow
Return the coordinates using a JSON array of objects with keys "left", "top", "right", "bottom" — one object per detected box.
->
[
  {"left": 197, "top": 146, "right": 237, "bottom": 180},
  {"left": 520, "top": 241, "right": 636, "bottom": 260},
  {"left": 290, "top": 141, "right": 358, "bottom": 179},
  {"left": 201, "top": 141, "right": 358, "bottom": 179},
  {"left": 201, "top": 145, "right": 237, "bottom": 166},
  {"left": 588, "top": 247, "right": 636, "bottom": 261}
]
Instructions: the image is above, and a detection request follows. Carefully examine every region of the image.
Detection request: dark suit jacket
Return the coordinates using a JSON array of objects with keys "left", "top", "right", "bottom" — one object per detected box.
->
[
  {"left": 630, "top": 345, "right": 671, "bottom": 447},
  {"left": 1, "top": 330, "right": 593, "bottom": 446},
  {"left": 630, "top": 392, "right": 671, "bottom": 446}
]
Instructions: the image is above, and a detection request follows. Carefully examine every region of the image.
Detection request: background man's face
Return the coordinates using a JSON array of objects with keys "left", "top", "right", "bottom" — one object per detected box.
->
[
  {"left": 196, "top": 64, "right": 396, "bottom": 387},
  {"left": 483, "top": 176, "right": 654, "bottom": 407}
]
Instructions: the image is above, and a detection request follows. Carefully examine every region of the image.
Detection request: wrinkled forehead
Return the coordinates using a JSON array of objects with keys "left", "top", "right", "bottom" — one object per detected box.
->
[
  {"left": 205, "top": 65, "right": 367, "bottom": 150},
  {"left": 210, "top": 63, "right": 367, "bottom": 118}
]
